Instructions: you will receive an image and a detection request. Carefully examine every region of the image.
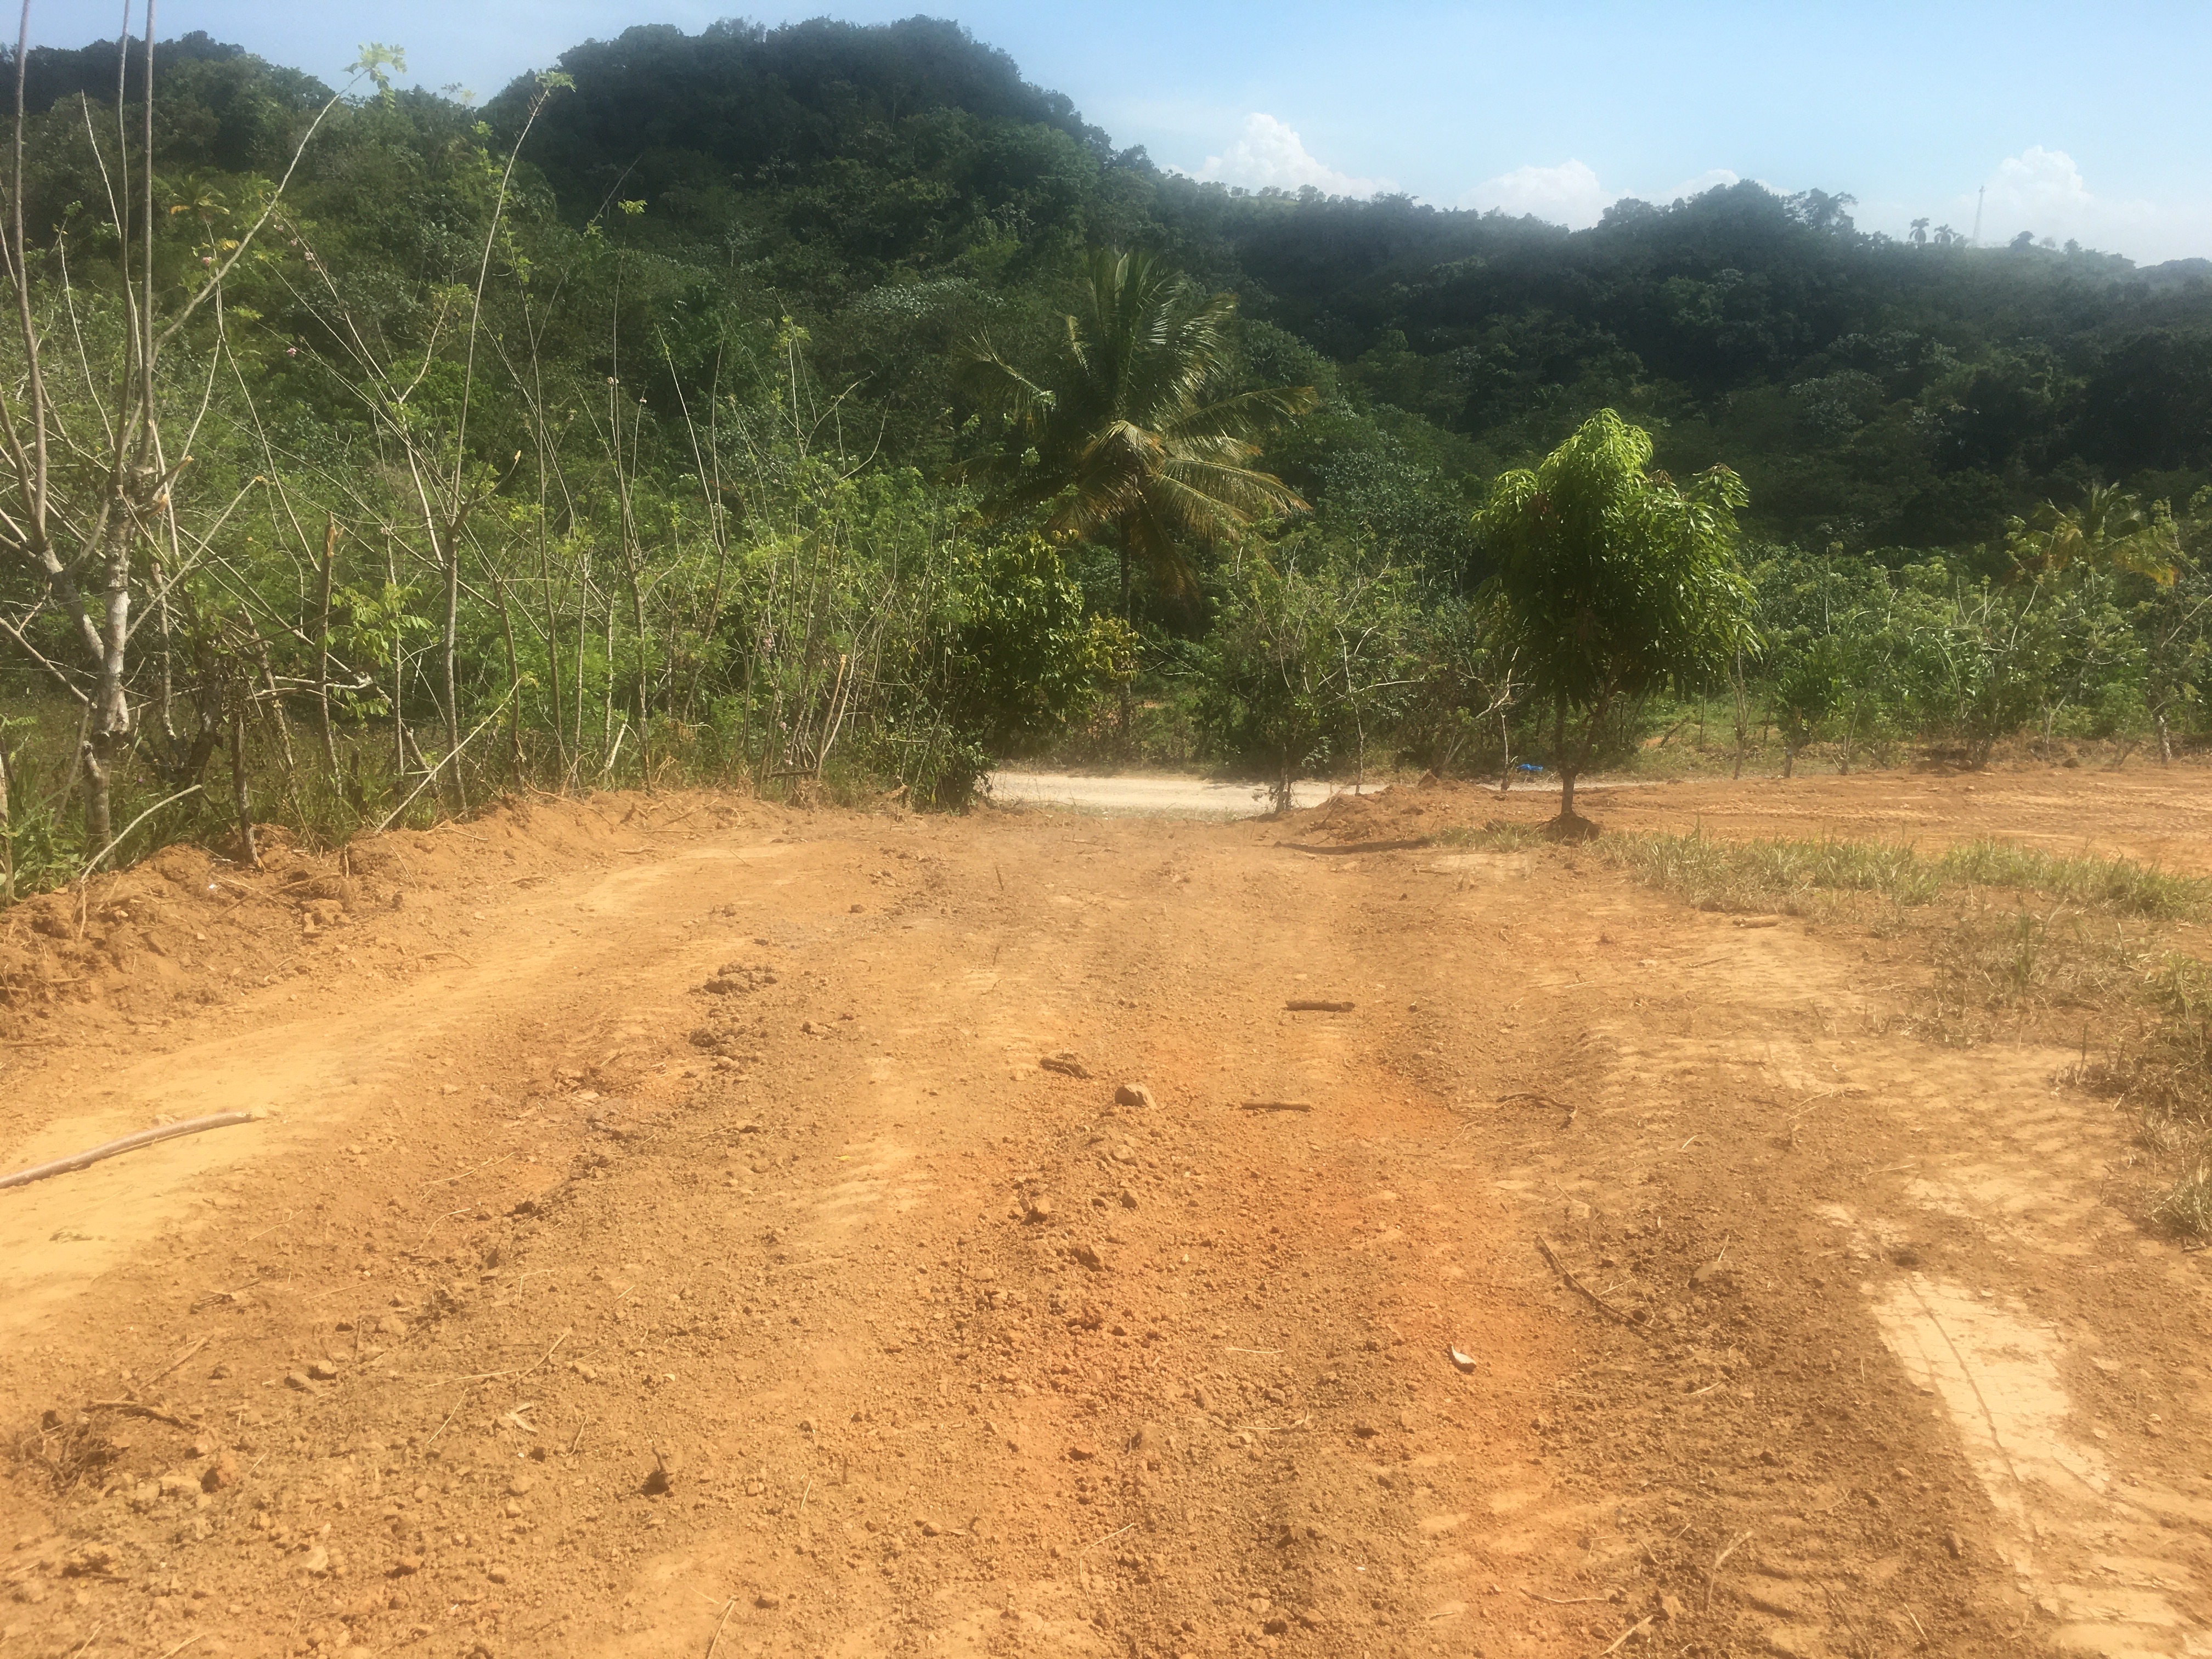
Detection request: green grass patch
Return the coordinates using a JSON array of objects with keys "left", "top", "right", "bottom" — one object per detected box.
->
[{"left": 1588, "top": 830, "right": 2209, "bottom": 921}]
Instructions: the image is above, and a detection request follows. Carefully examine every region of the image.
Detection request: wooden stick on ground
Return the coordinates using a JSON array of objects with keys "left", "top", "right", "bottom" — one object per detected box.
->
[
  {"left": 0, "top": 1112, "right": 257, "bottom": 1192},
  {"left": 1600, "top": 1614, "right": 1656, "bottom": 1655},
  {"left": 1536, "top": 1234, "right": 1649, "bottom": 1337},
  {"left": 1284, "top": 999, "right": 1355, "bottom": 1013},
  {"left": 85, "top": 1401, "right": 205, "bottom": 1433},
  {"left": 1240, "top": 1101, "right": 1314, "bottom": 1114},
  {"left": 146, "top": 1336, "right": 211, "bottom": 1386},
  {"left": 704, "top": 1596, "right": 738, "bottom": 1659}
]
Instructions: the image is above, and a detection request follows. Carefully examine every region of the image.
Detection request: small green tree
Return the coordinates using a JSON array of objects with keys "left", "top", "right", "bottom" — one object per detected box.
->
[{"left": 1474, "top": 410, "right": 1757, "bottom": 824}]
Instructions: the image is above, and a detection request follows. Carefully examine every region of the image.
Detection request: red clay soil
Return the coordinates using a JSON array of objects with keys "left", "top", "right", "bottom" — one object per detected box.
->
[{"left": 1, "top": 774, "right": 2209, "bottom": 1659}]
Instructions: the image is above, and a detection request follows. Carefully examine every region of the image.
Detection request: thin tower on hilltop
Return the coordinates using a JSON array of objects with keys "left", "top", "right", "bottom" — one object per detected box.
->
[{"left": 1972, "top": 185, "right": 1984, "bottom": 247}]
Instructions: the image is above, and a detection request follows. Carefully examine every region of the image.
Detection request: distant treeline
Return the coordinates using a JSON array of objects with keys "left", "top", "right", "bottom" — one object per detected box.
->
[{"left": 1, "top": 16, "right": 2209, "bottom": 901}]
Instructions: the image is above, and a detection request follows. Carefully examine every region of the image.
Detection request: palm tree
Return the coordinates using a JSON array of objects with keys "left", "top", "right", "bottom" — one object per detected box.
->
[
  {"left": 2007, "top": 483, "right": 2179, "bottom": 584},
  {"left": 955, "top": 247, "right": 1318, "bottom": 619}
]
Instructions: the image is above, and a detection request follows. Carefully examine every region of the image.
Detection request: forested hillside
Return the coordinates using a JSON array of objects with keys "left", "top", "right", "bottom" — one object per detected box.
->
[
  {"left": 479, "top": 18, "right": 2212, "bottom": 552},
  {"left": 2, "top": 15, "right": 2210, "bottom": 896}
]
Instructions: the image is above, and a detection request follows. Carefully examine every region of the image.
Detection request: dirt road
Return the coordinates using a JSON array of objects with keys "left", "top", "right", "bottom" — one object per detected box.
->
[{"left": 3, "top": 771, "right": 2210, "bottom": 1659}]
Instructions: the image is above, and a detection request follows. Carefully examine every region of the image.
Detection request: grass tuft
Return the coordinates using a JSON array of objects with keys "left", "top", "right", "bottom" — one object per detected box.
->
[{"left": 1438, "top": 821, "right": 1546, "bottom": 852}]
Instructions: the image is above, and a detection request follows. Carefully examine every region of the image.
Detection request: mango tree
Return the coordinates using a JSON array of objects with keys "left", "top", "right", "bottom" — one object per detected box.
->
[{"left": 1473, "top": 409, "right": 1756, "bottom": 826}]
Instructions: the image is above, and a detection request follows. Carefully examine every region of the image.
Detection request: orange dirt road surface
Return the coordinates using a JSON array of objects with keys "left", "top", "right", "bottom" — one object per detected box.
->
[{"left": 3, "top": 771, "right": 2211, "bottom": 1659}]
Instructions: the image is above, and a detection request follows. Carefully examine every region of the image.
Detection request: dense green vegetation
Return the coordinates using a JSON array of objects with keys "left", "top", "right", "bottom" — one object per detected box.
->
[{"left": 3, "top": 16, "right": 2211, "bottom": 896}]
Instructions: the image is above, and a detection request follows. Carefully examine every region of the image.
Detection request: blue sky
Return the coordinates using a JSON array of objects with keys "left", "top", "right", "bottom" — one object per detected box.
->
[{"left": 35, "top": 1, "right": 2212, "bottom": 262}]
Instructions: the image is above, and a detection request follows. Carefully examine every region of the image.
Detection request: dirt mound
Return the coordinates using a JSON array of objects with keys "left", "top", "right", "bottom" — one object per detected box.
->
[
  {"left": 0, "top": 791, "right": 769, "bottom": 1050},
  {"left": 1280, "top": 777, "right": 1488, "bottom": 844}
]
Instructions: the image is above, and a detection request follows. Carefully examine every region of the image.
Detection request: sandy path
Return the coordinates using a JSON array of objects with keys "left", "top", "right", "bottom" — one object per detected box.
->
[
  {"left": 984, "top": 771, "right": 1343, "bottom": 817},
  {"left": 982, "top": 770, "right": 1661, "bottom": 819},
  {"left": 1, "top": 776, "right": 2208, "bottom": 1658}
]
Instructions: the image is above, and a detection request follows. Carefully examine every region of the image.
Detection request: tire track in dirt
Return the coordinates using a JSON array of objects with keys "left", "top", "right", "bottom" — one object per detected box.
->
[
  {"left": 0, "top": 807, "right": 1593, "bottom": 1659},
  {"left": 1396, "top": 828, "right": 2212, "bottom": 1659}
]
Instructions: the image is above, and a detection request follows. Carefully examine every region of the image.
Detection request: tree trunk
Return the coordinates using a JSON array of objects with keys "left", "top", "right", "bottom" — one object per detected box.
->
[
  {"left": 314, "top": 513, "right": 339, "bottom": 777},
  {"left": 83, "top": 516, "right": 134, "bottom": 851},
  {"left": 539, "top": 507, "right": 567, "bottom": 774},
  {"left": 229, "top": 703, "right": 258, "bottom": 870},
  {"left": 82, "top": 730, "right": 114, "bottom": 854},
  {"left": 1553, "top": 699, "right": 1575, "bottom": 820},
  {"left": 0, "top": 727, "right": 14, "bottom": 902},
  {"left": 440, "top": 526, "right": 466, "bottom": 813},
  {"left": 573, "top": 565, "right": 589, "bottom": 786},
  {"left": 250, "top": 619, "right": 296, "bottom": 782},
  {"left": 2157, "top": 712, "right": 2173, "bottom": 765},
  {"left": 1117, "top": 539, "right": 1133, "bottom": 743},
  {"left": 1782, "top": 741, "right": 1796, "bottom": 780},
  {"left": 154, "top": 558, "right": 177, "bottom": 746},
  {"left": 601, "top": 582, "right": 616, "bottom": 769},
  {"left": 627, "top": 553, "right": 649, "bottom": 763},
  {"left": 495, "top": 572, "right": 526, "bottom": 783},
  {"left": 386, "top": 534, "right": 407, "bottom": 795},
  {"left": 1730, "top": 647, "right": 1750, "bottom": 780},
  {"left": 1497, "top": 705, "right": 1512, "bottom": 793}
]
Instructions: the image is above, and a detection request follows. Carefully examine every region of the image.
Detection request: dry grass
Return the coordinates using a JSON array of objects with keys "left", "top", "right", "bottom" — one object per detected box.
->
[
  {"left": 1916, "top": 901, "right": 2153, "bottom": 1043},
  {"left": 7, "top": 1412, "right": 129, "bottom": 1494},
  {"left": 1588, "top": 830, "right": 2210, "bottom": 921}
]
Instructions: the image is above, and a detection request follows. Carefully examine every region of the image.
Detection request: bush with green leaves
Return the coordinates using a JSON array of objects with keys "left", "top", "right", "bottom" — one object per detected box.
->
[
  {"left": 1189, "top": 544, "right": 1417, "bottom": 809},
  {"left": 900, "top": 536, "right": 1116, "bottom": 809}
]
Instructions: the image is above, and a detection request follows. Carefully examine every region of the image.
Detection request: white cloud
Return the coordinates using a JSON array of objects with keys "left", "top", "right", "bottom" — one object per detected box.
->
[
  {"left": 1187, "top": 114, "right": 1390, "bottom": 198},
  {"left": 1965, "top": 145, "right": 2180, "bottom": 252},
  {"left": 1972, "top": 145, "right": 2115, "bottom": 242},
  {"left": 1889, "top": 146, "right": 2212, "bottom": 263},
  {"left": 1459, "top": 159, "right": 1608, "bottom": 227}
]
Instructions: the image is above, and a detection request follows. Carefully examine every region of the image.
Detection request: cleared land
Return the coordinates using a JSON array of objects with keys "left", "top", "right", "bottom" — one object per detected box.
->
[{"left": 2, "top": 770, "right": 2210, "bottom": 1659}]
